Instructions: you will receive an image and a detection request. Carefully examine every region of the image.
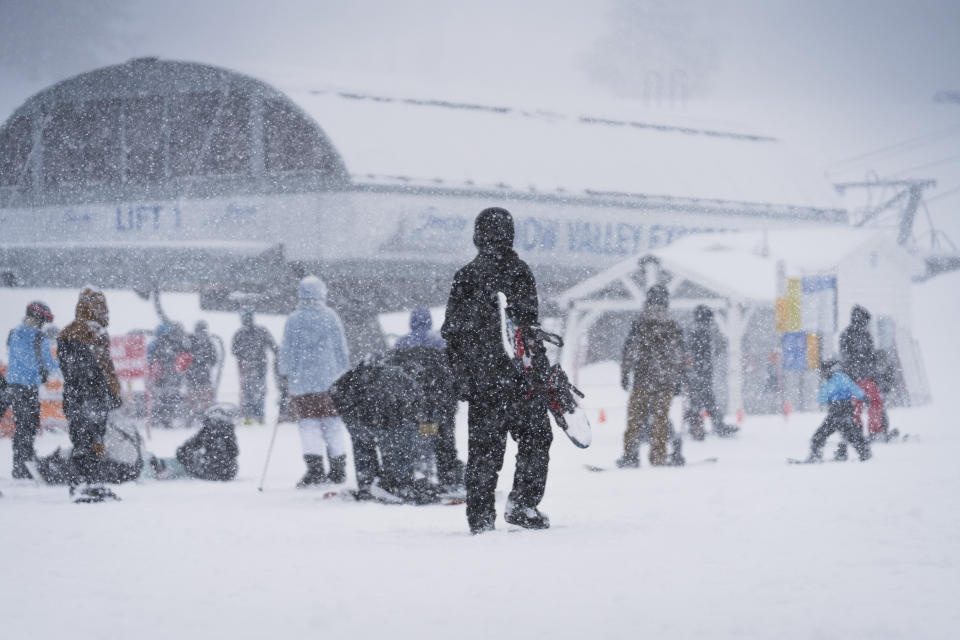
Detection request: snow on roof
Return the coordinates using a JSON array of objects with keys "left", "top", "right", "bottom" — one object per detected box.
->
[
  {"left": 284, "top": 88, "right": 842, "bottom": 211},
  {"left": 557, "top": 229, "right": 908, "bottom": 306}
]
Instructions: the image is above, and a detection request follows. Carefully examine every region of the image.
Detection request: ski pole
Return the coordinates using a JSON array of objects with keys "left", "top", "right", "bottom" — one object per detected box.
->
[{"left": 258, "top": 419, "right": 281, "bottom": 492}]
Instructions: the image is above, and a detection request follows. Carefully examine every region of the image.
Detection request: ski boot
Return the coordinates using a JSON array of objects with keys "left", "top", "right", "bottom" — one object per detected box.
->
[
  {"left": 296, "top": 455, "right": 328, "bottom": 488},
  {"left": 327, "top": 455, "right": 347, "bottom": 484},
  {"left": 834, "top": 443, "right": 848, "bottom": 461},
  {"left": 71, "top": 484, "right": 121, "bottom": 503},
  {"left": 714, "top": 423, "right": 739, "bottom": 438},
  {"left": 504, "top": 498, "right": 550, "bottom": 530},
  {"left": 616, "top": 450, "right": 640, "bottom": 468}
]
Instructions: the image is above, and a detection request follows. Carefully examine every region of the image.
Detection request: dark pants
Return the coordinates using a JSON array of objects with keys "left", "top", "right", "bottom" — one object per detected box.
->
[
  {"left": 67, "top": 402, "right": 108, "bottom": 485},
  {"left": 348, "top": 419, "right": 417, "bottom": 491},
  {"left": 10, "top": 385, "right": 40, "bottom": 475},
  {"left": 239, "top": 366, "right": 267, "bottom": 421},
  {"left": 811, "top": 401, "right": 870, "bottom": 460},
  {"left": 434, "top": 404, "right": 463, "bottom": 486},
  {"left": 466, "top": 386, "right": 552, "bottom": 532},
  {"left": 684, "top": 380, "right": 724, "bottom": 437}
]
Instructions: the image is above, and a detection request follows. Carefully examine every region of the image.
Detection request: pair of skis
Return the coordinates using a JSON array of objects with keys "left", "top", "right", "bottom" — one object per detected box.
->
[{"left": 496, "top": 292, "right": 592, "bottom": 449}]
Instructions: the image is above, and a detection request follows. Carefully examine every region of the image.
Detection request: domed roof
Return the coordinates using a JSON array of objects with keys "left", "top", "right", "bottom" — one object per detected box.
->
[{"left": 0, "top": 58, "right": 348, "bottom": 206}]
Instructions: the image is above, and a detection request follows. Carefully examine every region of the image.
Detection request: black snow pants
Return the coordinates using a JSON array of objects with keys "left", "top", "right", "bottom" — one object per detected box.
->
[
  {"left": 348, "top": 419, "right": 417, "bottom": 492},
  {"left": 67, "top": 402, "right": 109, "bottom": 485},
  {"left": 239, "top": 366, "right": 267, "bottom": 422},
  {"left": 434, "top": 404, "right": 463, "bottom": 486},
  {"left": 811, "top": 401, "right": 870, "bottom": 461},
  {"left": 466, "top": 385, "right": 552, "bottom": 532},
  {"left": 684, "top": 378, "right": 724, "bottom": 437},
  {"left": 9, "top": 385, "right": 40, "bottom": 476}
]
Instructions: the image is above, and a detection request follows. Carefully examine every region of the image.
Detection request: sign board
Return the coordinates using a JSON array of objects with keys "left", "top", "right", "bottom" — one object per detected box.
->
[{"left": 111, "top": 333, "right": 147, "bottom": 379}]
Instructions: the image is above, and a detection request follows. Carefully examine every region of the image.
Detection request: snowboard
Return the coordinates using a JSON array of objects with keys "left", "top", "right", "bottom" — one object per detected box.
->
[
  {"left": 496, "top": 291, "right": 592, "bottom": 448},
  {"left": 321, "top": 485, "right": 467, "bottom": 506},
  {"left": 584, "top": 457, "right": 718, "bottom": 472}
]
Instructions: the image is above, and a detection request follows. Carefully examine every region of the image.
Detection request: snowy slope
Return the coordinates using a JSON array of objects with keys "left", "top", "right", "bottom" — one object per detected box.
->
[{"left": 1, "top": 275, "right": 958, "bottom": 639}]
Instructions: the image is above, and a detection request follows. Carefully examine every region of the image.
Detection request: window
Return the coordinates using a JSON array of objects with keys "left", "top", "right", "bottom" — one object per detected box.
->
[
  {"left": 167, "top": 91, "right": 219, "bottom": 177},
  {"left": 43, "top": 99, "right": 122, "bottom": 187},
  {"left": 201, "top": 91, "right": 251, "bottom": 175},
  {"left": 124, "top": 96, "right": 164, "bottom": 184},
  {"left": 0, "top": 114, "right": 32, "bottom": 187},
  {"left": 263, "top": 99, "right": 335, "bottom": 174}
]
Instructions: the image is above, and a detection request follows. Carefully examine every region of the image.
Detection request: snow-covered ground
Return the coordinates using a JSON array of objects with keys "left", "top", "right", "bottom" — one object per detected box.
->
[{"left": 1, "top": 273, "right": 958, "bottom": 639}]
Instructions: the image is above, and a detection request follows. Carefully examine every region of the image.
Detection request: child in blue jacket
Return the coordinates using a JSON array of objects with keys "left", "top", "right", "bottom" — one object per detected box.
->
[{"left": 807, "top": 359, "right": 871, "bottom": 462}]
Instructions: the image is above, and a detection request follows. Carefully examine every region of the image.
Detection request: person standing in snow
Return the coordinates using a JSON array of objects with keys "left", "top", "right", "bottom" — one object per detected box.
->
[
  {"left": 805, "top": 359, "right": 871, "bottom": 462},
  {"left": 683, "top": 305, "right": 737, "bottom": 439},
  {"left": 619, "top": 285, "right": 685, "bottom": 467},
  {"left": 278, "top": 277, "right": 351, "bottom": 487},
  {"left": 839, "top": 306, "right": 884, "bottom": 438},
  {"left": 58, "top": 288, "right": 123, "bottom": 502},
  {"left": 6, "top": 301, "right": 59, "bottom": 479},
  {"left": 389, "top": 307, "right": 464, "bottom": 491},
  {"left": 441, "top": 207, "right": 552, "bottom": 533},
  {"left": 232, "top": 311, "right": 277, "bottom": 424},
  {"left": 185, "top": 320, "right": 218, "bottom": 424},
  {"left": 148, "top": 323, "right": 189, "bottom": 428}
]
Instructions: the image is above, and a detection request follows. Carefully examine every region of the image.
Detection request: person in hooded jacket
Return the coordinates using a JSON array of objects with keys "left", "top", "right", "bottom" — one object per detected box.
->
[
  {"left": 683, "top": 305, "right": 737, "bottom": 439},
  {"left": 58, "top": 288, "right": 123, "bottom": 502},
  {"left": 441, "top": 207, "right": 552, "bottom": 534},
  {"left": 278, "top": 276, "right": 351, "bottom": 487},
  {"left": 389, "top": 307, "right": 464, "bottom": 490},
  {"left": 840, "top": 305, "right": 884, "bottom": 437},
  {"left": 185, "top": 320, "right": 218, "bottom": 424},
  {"left": 6, "top": 301, "right": 59, "bottom": 478},
  {"left": 232, "top": 311, "right": 277, "bottom": 424},
  {"left": 619, "top": 285, "right": 685, "bottom": 467}
]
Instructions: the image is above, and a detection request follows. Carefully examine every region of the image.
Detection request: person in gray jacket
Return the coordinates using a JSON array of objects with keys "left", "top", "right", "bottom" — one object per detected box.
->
[{"left": 278, "top": 276, "right": 351, "bottom": 487}]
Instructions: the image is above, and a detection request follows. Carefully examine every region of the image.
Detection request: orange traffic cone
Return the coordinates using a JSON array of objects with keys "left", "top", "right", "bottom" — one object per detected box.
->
[
  {"left": 598, "top": 409, "right": 607, "bottom": 423},
  {"left": 736, "top": 408, "right": 744, "bottom": 424}
]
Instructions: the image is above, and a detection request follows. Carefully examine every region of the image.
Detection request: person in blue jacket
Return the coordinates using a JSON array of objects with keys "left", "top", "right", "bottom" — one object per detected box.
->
[
  {"left": 6, "top": 301, "right": 59, "bottom": 479},
  {"left": 278, "top": 276, "right": 352, "bottom": 487},
  {"left": 394, "top": 307, "right": 445, "bottom": 349},
  {"left": 806, "top": 359, "right": 871, "bottom": 462}
]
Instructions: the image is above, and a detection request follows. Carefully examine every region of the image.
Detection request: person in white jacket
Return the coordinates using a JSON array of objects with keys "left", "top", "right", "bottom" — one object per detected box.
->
[{"left": 278, "top": 276, "right": 351, "bottom": 487}]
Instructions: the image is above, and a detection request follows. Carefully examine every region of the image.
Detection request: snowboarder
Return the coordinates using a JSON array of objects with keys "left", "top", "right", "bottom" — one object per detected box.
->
[
  {"left": 840, "top": 306, "right": 884, "bottom": 438},
  {"left": 147, "top": 405, "right": 239, "bottom": 481},
  {"left": 329, "top": 359, "right": 430, "bottom": 502},
  {"left": 278, "top": 276, "right": 351, "bottom": 487},
  {"left": 683, "top": 305, "right": 737, "bottom": 439},
  {"left": 6, "top": 301, "right": 59, "bottom": 479},
  {"left": 389, "top": 307, "right": 465, "bottom": 490},
  {"left": 803, "top": 359, "right": 871, "bottom": 462},
  {"left": 441, "top": 206, "right": 552, "bottom": 533},
  {"left": 619, "top": 285, "right": 685, "bottom": 467},
  {"left": 58, "top": 288, "right": 123, "bottom": 502},
  {"left": 232, "top": 311, "right": 277, "bottom": 424},
  {"left": 185, "top": 320, "right": 218, "bottom": 425}
]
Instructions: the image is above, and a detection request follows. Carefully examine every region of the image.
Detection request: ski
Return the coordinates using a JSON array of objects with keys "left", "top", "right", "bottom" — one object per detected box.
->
[
  {"left": 584, "top": 457, "right": 718, "bottom": 472},
  {"left": 320, "top": 488, "right": 466, "bottom": 506},
  {"left": 496, "top": 291, "right": 592, "bottom": 448}
]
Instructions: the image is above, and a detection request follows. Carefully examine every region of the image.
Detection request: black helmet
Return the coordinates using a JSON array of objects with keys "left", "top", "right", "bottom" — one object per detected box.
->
[
  {"left": 694, "top": 304, "right": 713, "bottom": 323},
  {"left": 646, "top": 285, "right": 669, "bottom": 308},
  {"left": 473, "top": 207, "right": 514, "bottom": 250},
  {"left": 851, "top": 305, "right": 870, "bottom": 326},
  {"left": 26, "top": 301, "right": 54, "bottom": 324}
]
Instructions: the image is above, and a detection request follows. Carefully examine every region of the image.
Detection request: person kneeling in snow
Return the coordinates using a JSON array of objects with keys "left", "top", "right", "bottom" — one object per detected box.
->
[
  {"left": 146, "top": 405, "right": 239, "bottom": 481},
  {"left": 330, "top": 359, "right": 443, "bottom": 504},
  {"left": 34, "top": 414, "right": 143, "bottom": 485},
  {"left": 805, "top": 360, "right": 872, "bottom": 463}
]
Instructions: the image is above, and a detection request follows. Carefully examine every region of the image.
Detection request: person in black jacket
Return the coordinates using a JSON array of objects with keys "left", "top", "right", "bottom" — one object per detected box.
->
[
  {"left": 839, "top": 305, "right": 884, "bottom": 437},
  {"left": 185, "top": 320, "right": 218, "bottom": 424},
  {"left": 441, "top": 207, "right": 552, "bottom": 534},
  {"left": 57, "top": 288, "right": 123, "bottom": 502},
  {"left": 232, "top": 311, "right": 277, "bottom": 424},
  {"left": 683, "top": 305, "right": 737, "bottom": 439}
]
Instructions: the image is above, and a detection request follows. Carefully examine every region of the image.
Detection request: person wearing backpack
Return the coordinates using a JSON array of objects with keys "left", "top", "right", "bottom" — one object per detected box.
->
[{"left": 6, "top": 301, "right": 59, "bottom": 479}]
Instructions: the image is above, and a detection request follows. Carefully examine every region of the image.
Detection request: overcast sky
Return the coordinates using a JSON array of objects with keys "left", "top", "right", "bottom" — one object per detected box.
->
[{"left": 2, "top": 0, "right": 958, "bottom": 239}]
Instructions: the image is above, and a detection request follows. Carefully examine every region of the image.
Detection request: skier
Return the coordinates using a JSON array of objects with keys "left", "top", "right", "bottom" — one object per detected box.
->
[
  {"left": 278, "top": 276, "right": 351, "bottom": 487},
  {"left": 839, "top": 306, "right": 884, "bottom": 437},
  {"left": 232, "top": 311, "right": 277, "bottom": 424},
  {"left": 804, "top": 359, "right": 871, "bottom": 462},
  {"left": 619, "top": 285, "right": 685, "bottom": 467},
  {"left": 6, "top": 301, "right": 59, "bottom": 479},
  {"left": 58, "top": 288, "right": 123, "bottom": 502},
  {"left": 441, "top": 206, "right": 552, "bottom": 533},
  {"left": 147, "top": 323, "right": 189, "bottom": 428},
  {"left": 389, "top": 307, "right": 465, "bottom": 490},
  {"left": 185, "top": 320, "right": 218, "bottom": 424},
  {"left": 683, "top": 305, "right": 737, "bottom": 439}
]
